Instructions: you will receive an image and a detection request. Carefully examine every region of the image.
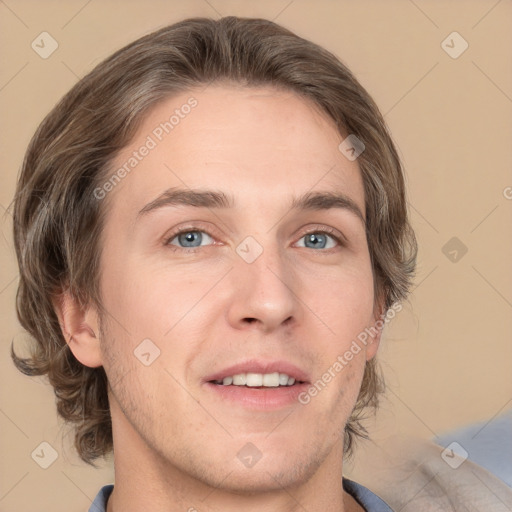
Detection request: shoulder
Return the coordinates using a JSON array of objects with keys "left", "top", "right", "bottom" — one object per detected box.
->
[{"left": 352, "top": 436, "right": 512, "bottom": 511}]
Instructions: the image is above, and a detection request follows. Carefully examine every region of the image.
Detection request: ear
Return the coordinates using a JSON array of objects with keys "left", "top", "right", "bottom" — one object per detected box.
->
[
  {"left": 52, "top": 289, "right": 103, "bottom": 368},
  {"left": 366, "top": 293, "right": 387, "bottom": 362}
]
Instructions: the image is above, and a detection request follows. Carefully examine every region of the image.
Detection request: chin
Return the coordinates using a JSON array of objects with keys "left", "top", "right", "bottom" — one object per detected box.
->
[{"left": 211, "top": 462, "right": 314, "bottom": 495}]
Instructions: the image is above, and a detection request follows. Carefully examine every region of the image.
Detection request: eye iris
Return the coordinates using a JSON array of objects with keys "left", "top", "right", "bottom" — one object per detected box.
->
[
  {"left": 174, "top": 231, "right": 331, "bottom": 249},
  {"left": 178, "top": 231, "right": 202, "bottom": 247},
  {"left": 305, "top": 233, "right": 327, "bottom": 249}
]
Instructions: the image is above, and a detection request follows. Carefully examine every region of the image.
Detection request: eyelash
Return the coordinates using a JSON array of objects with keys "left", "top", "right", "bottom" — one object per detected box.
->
[{"left": 164, "top": 225, "right": 345, "bottom": 253}]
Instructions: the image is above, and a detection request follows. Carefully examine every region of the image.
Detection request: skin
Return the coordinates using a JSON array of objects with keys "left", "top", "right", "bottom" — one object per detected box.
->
[{"left": 56, "top": 84, "right": 385, "bottom": 512}]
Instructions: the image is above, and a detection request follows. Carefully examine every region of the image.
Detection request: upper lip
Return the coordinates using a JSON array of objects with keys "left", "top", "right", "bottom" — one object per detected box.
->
[{"left": 203, "top": 359, "right": 310, "bottom": 383}]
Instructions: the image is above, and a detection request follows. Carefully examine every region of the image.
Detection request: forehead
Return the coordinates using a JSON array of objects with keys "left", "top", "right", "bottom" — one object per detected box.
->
[{"left": 104, "top": 84, "right": 365, "bottom": 220}]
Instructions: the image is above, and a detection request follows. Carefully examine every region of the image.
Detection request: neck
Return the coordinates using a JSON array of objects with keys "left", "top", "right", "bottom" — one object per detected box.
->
[{"left": 105, "top": 402, "right": 360, "bottom": 512}]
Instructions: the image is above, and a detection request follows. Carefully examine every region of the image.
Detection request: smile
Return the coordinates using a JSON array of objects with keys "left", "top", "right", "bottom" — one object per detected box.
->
[{"left": 210, "top": 372, "right": 303, "bottom": 387}]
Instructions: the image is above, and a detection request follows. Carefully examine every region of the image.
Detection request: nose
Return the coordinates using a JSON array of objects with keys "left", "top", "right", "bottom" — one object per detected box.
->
[{"left": 225, "top": 243, "right": 302, "bottom": 333}]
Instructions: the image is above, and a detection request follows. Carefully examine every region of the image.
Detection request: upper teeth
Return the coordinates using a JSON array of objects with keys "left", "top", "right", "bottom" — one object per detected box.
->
[{"left": 215, "top": 372, "right": 296, "bottom": 387}]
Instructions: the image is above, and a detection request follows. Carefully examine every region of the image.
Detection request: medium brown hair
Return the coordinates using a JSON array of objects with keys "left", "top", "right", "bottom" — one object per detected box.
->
[{"left": 11, "top": 16, "right": 417, "bottom": 465}]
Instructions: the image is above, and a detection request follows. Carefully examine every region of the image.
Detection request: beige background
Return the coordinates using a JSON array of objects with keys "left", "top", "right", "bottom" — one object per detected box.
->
[{"left": 1, "top": 1, "right": 511, "bottom": 510}]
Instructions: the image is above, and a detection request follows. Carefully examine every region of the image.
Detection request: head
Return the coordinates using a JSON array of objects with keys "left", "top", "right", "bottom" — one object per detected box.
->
[{"left": 11, "top": 15, "right": 417, "bottom": 484}]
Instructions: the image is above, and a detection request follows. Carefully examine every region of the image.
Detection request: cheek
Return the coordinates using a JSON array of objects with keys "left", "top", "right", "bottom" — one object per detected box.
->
[
  {"left": 99, "top": 252, "right": 212, "bottom": 342},
  {"left": 299, "top": 257, "right": 375, "bottom": 341}
]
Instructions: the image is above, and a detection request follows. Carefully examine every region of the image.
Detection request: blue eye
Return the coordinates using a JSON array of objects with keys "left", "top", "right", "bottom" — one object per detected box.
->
[
  {"left": 165, "top": 227, "right": 342, "bottom": 253},
  {"left": 168, "top": 230, "right": 215, "bottom": 249},
  {"left": 297, "top": 232, "right": 339, "bottom": 250}
]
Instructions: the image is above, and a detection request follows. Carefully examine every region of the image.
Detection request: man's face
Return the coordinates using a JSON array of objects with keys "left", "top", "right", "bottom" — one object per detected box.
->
[{"left": 96, "top": 85, "right": 381, "bottom": 492}]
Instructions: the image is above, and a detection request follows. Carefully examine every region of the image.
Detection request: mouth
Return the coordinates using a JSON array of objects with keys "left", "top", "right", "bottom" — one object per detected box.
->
[
  {"left": 202, "top": 359, "right": 310, "bottom": 410},
  {"left": 203, "top": 359, "right": 310, "bottom": 386},
  {"left": 209, "top": 372, "right": 306, "bottom": 388}
]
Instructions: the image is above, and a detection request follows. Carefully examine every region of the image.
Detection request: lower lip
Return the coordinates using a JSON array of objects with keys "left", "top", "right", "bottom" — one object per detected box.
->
[{"left": 203, "top": 382, "right": 310, "bottom": 410}]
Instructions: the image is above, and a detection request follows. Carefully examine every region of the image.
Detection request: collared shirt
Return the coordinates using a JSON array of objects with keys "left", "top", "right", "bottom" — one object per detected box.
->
[{"left": 89, "top": 478, "right": 393, "bottom": 511}]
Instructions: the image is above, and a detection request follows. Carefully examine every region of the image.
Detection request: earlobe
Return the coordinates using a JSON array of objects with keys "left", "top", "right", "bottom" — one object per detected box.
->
[{"left": 52, "top": 289, "right": 103, "bottom": 368}]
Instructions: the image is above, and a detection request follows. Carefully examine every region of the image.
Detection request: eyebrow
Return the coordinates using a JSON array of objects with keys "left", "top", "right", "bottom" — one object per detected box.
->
[{"left": 137, "top": 187, "right": 365, "bottom": 225}]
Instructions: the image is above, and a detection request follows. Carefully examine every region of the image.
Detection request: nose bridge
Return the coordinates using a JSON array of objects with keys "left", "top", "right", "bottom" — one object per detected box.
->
[{"left": 227, "top": 235, "right": 300, "bottom": 331}]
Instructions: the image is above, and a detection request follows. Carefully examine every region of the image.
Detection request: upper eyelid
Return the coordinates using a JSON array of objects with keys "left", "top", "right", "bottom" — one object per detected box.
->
[{"left": 165, "top": 223, "right": 220, "bottom": 243}]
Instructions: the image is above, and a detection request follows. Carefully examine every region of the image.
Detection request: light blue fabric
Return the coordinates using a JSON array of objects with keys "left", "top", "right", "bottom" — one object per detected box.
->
[
  {"left": 89, "top": 478, "right": 393, "bottom": 511},
  {"left": 436, "top": 409, "right": 512, "bottom": 488}
]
